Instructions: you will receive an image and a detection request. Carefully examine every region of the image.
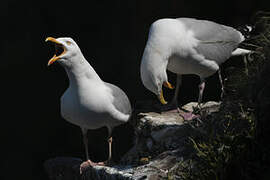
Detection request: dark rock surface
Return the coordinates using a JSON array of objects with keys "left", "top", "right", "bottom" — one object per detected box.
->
[{"left": 44, "top": 101, "right": 220, "bottom": 180}]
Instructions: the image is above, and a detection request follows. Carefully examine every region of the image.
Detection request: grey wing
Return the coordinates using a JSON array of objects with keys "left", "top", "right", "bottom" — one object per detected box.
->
[
  {"left": 178, "top": 18, "right": 243, "bottom": 64},
  {"left": 105, "top": 83, "right": 132, "bottom": 115}
]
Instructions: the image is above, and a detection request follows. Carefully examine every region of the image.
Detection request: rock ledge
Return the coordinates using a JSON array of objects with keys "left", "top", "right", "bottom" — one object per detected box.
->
[{"left": 44, "top": 101, "right": 220, "bottom": 180}]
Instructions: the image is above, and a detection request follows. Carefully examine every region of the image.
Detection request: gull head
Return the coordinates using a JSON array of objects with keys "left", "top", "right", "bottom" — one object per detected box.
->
[
  {"left": 45, "top": 37, "right": 82, "bottom": 66},
  {"left": 140, "top": 59, "right": 173, "bottom": 105}
]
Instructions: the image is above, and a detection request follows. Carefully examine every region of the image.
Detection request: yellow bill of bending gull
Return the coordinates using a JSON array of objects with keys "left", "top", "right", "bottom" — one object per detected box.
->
[
  {"left": 45, "top": 37, "right": 132, "bottom": 171},
  {"left": 140, "top": 18, "right": 252, "bottom": 115}
]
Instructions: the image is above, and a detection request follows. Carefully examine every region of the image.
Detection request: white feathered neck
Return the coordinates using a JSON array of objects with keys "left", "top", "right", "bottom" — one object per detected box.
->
[{"left": 59, "top": 54, "right": 103, "bottom": 87}]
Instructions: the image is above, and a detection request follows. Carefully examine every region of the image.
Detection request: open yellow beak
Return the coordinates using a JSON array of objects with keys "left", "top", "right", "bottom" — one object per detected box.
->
[
  {"left": 158, "top": 90, "right": 167, "bottom": 104},
  {"left": 157, "top": 81, "right": 174, "bottom": 104},
  {"left": 45, "top": 37, "right": 62, "bottom": 45},
  {"left": 45, "top": 37, "right": 66, "bottom": 66},
  {"left": 47, "top": 55, "right": 60, "bottom": 66}
]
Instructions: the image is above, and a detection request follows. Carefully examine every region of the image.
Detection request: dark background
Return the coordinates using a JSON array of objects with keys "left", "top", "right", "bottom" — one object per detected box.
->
[{"left": 2, "top": 0, "right": 270, "bottom": 179}]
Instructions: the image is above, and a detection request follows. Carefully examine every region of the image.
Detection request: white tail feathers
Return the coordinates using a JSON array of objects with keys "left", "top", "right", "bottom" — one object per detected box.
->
[
  {"left": 245, "top": 25, "right": 253, "bottom": 32},
  {"left": 231, "top": 48, "right": 252, "bottom": 56},
  {"left": 238, "top": 25, "right": 253, "bottom": 41}
]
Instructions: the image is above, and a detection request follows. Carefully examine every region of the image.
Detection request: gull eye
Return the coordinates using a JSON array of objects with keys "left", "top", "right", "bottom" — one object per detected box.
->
[{"left": 66, "top": 41, "right": 72, "bottom": 45}]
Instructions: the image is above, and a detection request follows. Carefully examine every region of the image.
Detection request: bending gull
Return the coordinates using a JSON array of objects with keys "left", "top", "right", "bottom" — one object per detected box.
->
[
  {"left": 46, "top": 37, "right": 132, "bottom": 170},
  {"left": 140, "top": 18, "right": 251, "bottom": 112}
]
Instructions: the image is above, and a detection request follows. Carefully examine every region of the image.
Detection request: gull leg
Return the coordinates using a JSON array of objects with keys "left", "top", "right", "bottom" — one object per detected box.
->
[
  {"left": 96, "top": 127, "right": 113, "bottom": 166},
  {"left": 80, "top": 128, "right": 92, "bottom": 174},
  {"left": 179, "top": 78, "right": 205, "bottom": 121},
  {"left": 177, "top": 75, "right": 200, "bottom": 120},
  {"left": 105, "top": 127, "right": 113, "bottom": 165},
  {"left": 107, "top": 137, "right": 113, "bottom": 163},
  {"left": 171, "top": 75, "right": 182, "bottom": 109},
  {"left": 82, "top": 128, "right": 89, "bottom": 160},
  {"left": 80, "top": 128, "right": 102, "bottom": 174},
  {"left": 198, "top": 78, "right": 206, "bottom": 107},
  {"left": 94, "top": 137, "right": 113, "bottom": 166},
  {"left": 218, "top": 69, "right": 225, "bottom": 99}
]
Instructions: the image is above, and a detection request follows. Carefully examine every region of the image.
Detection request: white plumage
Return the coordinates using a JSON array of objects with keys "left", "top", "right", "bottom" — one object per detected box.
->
[
  {"left": 140, "top": 18, "right": 251, "bottom": 107},
  {"left": 46, "top": 37, "right": 131, "bottom": 169}
]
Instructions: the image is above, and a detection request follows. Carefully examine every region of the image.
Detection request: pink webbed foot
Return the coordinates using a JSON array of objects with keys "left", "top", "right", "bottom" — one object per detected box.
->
[
  {"left": 80, "top": 160, "right": 106, "bottom": 174},
  {"left": 179, "top": 110, "right": 200, "bottom": 121},
  {"left": 160, "top": 102, "right": 200, "bottom": 120}
]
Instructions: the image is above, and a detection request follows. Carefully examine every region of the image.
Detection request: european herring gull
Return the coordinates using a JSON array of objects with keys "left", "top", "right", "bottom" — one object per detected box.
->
[
  {"left": 140, "top": 18, "right": 251, "bottom": 111},
  {"left": 46, "top": 37, "right": 132, "bottom": 170}
]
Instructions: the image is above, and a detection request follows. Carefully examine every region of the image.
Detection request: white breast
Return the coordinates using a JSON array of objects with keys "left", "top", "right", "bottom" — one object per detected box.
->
[{"left": 60, "top": 80, "right": 114, "bottom": 129}]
